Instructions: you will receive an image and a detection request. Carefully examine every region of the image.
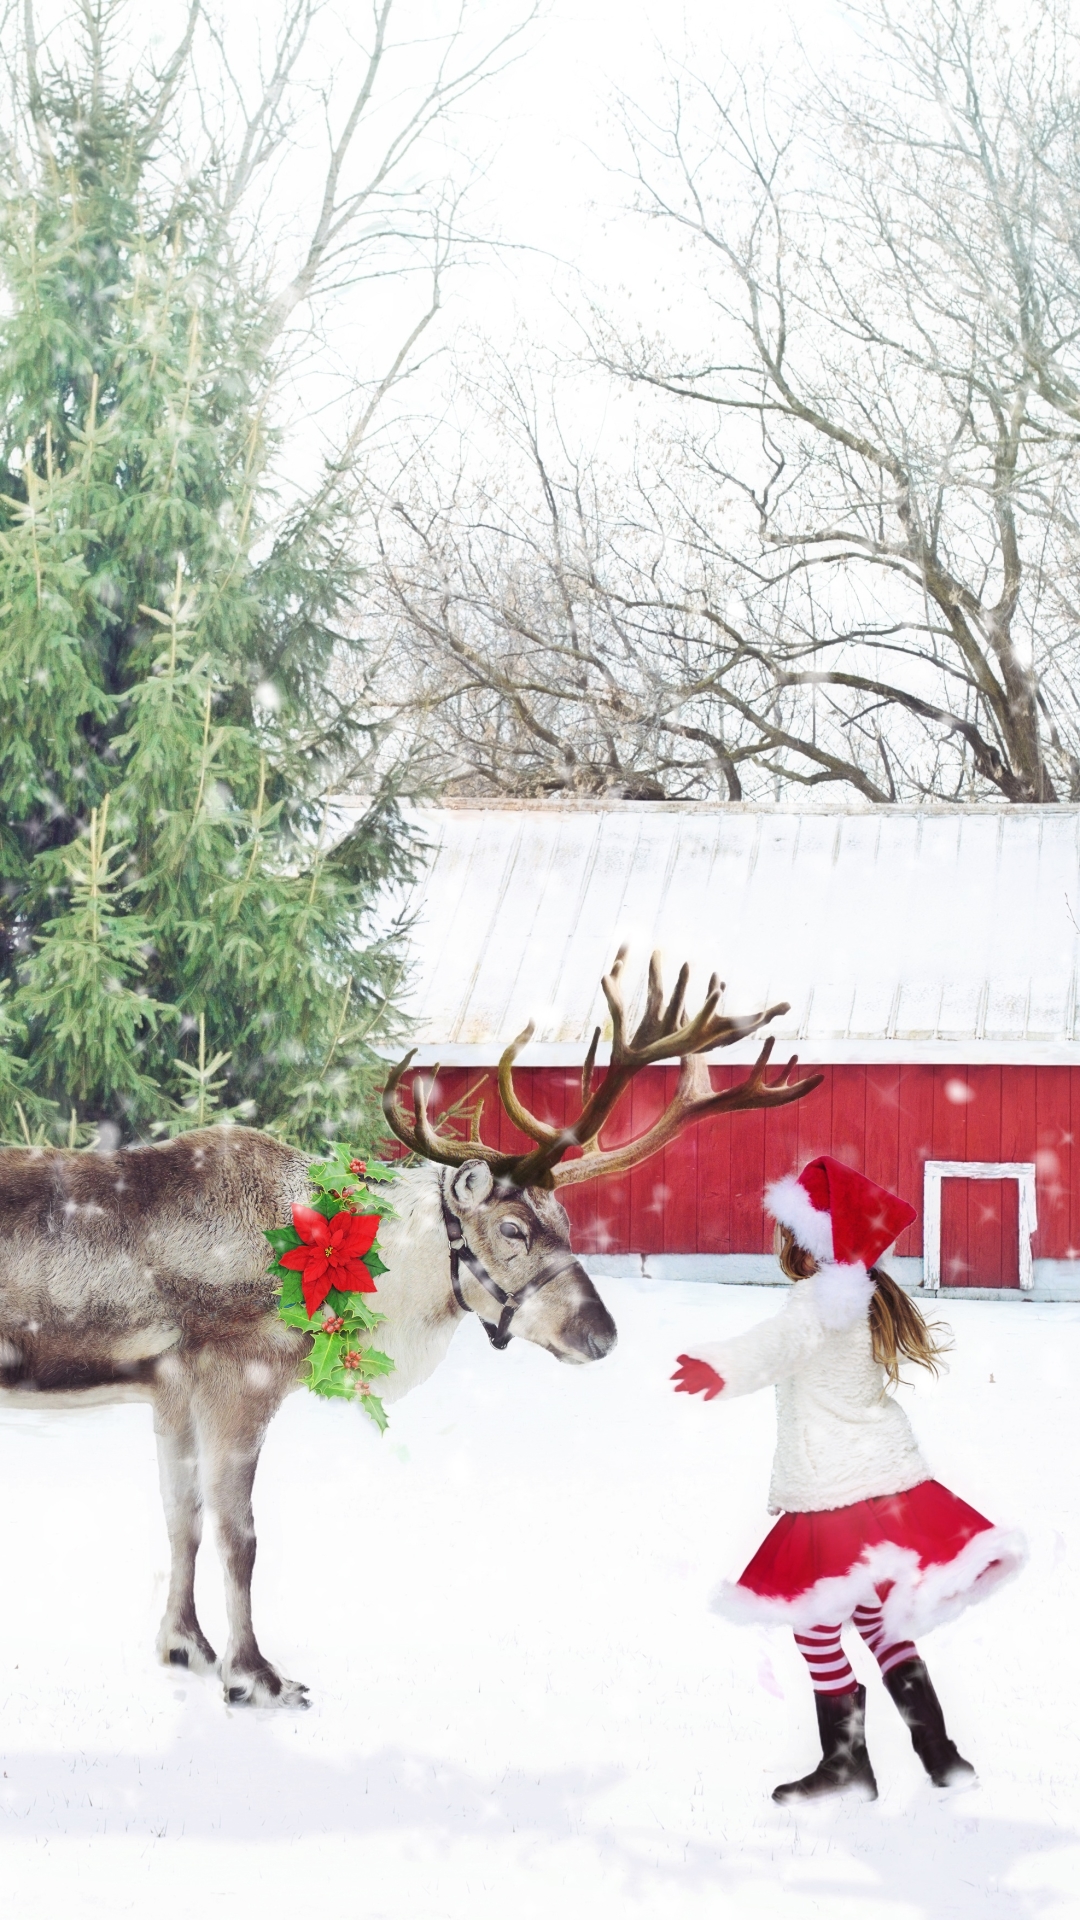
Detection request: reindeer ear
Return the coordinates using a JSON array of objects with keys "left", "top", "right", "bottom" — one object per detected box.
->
[{"left": 449, "top": 1159, "right": 495, "bottom": 1212}]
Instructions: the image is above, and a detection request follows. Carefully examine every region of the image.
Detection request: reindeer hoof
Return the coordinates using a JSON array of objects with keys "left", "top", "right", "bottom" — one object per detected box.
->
[
  {"left": 224, "top": 1668, "right": 310, "bottom": 1709},
  {"left": 158, "top": 1626, "right": 219, "bottom": 1676}
]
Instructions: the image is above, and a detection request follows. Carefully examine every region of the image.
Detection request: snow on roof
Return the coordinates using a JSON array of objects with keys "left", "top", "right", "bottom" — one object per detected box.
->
[{"left": 362, "top": 801, "right": 1080, "bottom": 1066}]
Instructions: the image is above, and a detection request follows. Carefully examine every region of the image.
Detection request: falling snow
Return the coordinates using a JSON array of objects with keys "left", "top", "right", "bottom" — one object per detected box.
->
[{"left": 0, "top": 1277, "right": 1073, "bottom": 1920}]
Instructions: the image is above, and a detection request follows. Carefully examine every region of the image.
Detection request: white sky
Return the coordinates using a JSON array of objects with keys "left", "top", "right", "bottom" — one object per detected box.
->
[
  {"left": 396, "top": 0, "right": 851, "bottom": 406},
  {"left": 459, "top": 0, "right": 849, "bottom": 297},
  {"left": 181, "top": 0, "right": 855, "bottom": 462},
  {"left": 35, "top": 0, "right": 1043, "bottom": 467}
]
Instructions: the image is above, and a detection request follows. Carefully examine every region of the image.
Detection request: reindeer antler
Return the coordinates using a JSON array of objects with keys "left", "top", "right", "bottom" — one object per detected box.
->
[
  {"left": 549, "top": 1042, "right": 823, "bottom": 1187},
  {"left": 505, "top": 945, "right": 795, "bottom": 1188},
  {"left": 381, "top": 1051, "right": 521, "bottom": 1175},
  {"left": 381, "top": 949, "right": 822, "bottom": 1189}
]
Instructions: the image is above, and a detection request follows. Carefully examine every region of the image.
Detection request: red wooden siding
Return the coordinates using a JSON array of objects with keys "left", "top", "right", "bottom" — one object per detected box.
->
[
  {"left": 403, "top": 1063, "right": 1080, "bottom": 1273},
  {"left": 940, "top": 1178, "right": 1019, "bottom": 1287}
]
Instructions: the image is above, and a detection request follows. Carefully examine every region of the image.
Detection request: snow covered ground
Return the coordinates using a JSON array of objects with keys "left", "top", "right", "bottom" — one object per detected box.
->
[{"left": 0, "top": 1276, "right": 1074, "bottom": 1920}]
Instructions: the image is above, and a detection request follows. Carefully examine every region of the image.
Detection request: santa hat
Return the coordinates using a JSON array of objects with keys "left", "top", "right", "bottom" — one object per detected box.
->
[{"left": 765, "top": 1156, "right": 917, "bottom": 1330}]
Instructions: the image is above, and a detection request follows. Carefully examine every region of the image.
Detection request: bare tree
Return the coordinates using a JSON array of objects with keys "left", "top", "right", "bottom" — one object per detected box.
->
[
  {"left": 360, "top": 373, "right": 785, "bottom": 800},
  {"left": 598, "top": 0, "right": 1080, "bottom": 802},
  {"left": 3, "top": 0, "right": 535, "bottom": 467},
  {"left": 368, "top": 0, "right": 1080, "bottom": 806}
]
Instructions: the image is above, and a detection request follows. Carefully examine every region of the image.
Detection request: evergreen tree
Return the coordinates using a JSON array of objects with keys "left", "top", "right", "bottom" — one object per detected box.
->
[{"left": 0, "top": 5, "right": 427, "bottom": 1147}]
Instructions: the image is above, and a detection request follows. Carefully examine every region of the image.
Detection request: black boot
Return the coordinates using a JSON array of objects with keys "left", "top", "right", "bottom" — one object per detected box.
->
[
  {"left": 882, "top": 1658, "right": 977, "bottom": 1789},
  {"left": 772, "top": 1685, "right": 878, "bottom": 1803}
]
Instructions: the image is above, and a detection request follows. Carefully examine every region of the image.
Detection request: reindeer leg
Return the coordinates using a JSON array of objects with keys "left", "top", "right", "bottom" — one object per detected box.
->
[
  {"left": 153, "top": 1391, "right": 219, "bottom": 1676},
  {"left": 194, "top": 1357, "right": 309, "bottom": 1709}
]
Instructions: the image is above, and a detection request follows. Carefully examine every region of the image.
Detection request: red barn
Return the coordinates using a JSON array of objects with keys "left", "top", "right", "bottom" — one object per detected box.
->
[{"left": 371, "top": 800, "right": 1080, "bottom": 1301}]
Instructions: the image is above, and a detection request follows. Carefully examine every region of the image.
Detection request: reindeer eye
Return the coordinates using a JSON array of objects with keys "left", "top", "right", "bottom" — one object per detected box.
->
[{"left": 499, "top": 1219, "right": 527, "bottom": 1242}]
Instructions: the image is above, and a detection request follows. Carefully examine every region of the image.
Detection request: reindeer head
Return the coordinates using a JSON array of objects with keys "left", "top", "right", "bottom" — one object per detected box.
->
[{"left": 382, "top": 948, "right": 823, "bottom": 1364}]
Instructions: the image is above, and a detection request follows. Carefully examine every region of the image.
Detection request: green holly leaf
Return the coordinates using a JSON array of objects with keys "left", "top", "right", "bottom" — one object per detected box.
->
[
  {"left": 307, "top": 1332, "right": 346, "bottom": 1389},
  {"left": 312, "top": 1375, "right": 355, "bottom": 1401},
  {"left": 346, "top": 1313, "right": 385, "bottom": 1341},
  {"left": 356, "top": 1345, "right": 395, "bottom": 1377},
  {"left": 365, "top": 1249, "right": 388, "bottom": 1278},
  {"left": 277, "top": 1270, "right": 305, "bottom": 1310},
  {"left": 323, "top": 1286, "right": 380, "bottom": 1325},
  {"left": 273, "top": 1150, "right": 398, "bottom": 1425},
  {"left": 277, "top": 1300, "right": 314, "bottom": 1330}
]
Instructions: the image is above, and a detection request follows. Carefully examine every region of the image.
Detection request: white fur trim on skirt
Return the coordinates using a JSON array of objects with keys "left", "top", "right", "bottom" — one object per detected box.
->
[{"left": 710, "top": 1524, "right": 1028, "bottom": 1642}]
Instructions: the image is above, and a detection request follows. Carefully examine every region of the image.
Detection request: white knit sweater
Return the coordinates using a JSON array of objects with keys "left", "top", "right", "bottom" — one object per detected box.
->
[{"left": 692, "top": 1274, "right": 930, "bottom": 1514}]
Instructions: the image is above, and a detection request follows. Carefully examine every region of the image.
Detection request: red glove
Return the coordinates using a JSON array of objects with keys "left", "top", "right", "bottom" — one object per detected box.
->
[{"left": 671, "top": 1353, "right": 725, "bottom": 1400}]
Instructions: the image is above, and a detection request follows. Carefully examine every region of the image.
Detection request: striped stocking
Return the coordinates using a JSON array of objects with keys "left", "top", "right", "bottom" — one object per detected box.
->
[
  {"left": 852, "top": 1603, "right": 918, "bottom": 1678},
  {"left": 793, "top": 1607, "right": 920, "bottom": 1694},
  {"left": 793, "top": 1624, "right": 857, "bottom": 1695}
]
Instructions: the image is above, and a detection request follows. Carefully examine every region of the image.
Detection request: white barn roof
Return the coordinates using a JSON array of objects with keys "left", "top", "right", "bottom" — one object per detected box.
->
[{"left": 363, "top": 801, "right": 1080, "bottom": 1066}]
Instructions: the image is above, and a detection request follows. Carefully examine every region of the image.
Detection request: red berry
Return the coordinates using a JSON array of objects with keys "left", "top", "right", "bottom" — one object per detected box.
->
[{"left": 348, "top": 1159, "right": 366, "bottom": 1175}]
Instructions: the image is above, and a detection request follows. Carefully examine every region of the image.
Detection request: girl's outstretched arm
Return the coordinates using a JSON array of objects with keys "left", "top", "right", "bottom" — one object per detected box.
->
[{"left": 671, "top": 1290, "right": 824, "bottom": 1403}]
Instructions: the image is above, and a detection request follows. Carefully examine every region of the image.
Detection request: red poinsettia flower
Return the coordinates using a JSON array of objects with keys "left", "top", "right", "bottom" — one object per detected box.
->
[{"left": 279, "top": 1204, "right": 381, "bottom": 1317}]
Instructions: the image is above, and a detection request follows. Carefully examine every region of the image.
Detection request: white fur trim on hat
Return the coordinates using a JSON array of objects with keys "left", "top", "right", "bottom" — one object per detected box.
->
[
  {"left": 765, "top": 1173, "right": 835, "bottom": 1264},
  {"left": 810, "top": 1262, "right": 875, "bottom": 1330}
]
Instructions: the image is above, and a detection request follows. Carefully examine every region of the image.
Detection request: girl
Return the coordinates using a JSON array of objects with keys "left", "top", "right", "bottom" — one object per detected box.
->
[{"left": 672, "top": 1155, "right": 1026, "bottom": 1803}]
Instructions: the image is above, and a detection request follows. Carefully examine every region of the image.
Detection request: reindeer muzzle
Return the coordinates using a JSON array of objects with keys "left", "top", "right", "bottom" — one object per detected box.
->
[{"left": 565, "top": 1296, "right": 617, "bottom": 1361}]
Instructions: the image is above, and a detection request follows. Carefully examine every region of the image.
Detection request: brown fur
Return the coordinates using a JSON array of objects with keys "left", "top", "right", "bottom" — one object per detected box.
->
[{"left": 0, "top": 1127, "right": 308, "bottom": 1356}]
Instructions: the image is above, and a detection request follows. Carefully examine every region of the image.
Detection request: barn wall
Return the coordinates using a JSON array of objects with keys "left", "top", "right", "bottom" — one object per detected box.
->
[{"left": 411, "top": 1063, "right": 1079, "bottom": 1274}]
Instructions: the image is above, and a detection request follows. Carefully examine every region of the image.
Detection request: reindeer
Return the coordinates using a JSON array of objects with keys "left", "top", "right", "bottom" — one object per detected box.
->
[{"left": 0, "top": 950, "right": 820, "bottom": 1706}]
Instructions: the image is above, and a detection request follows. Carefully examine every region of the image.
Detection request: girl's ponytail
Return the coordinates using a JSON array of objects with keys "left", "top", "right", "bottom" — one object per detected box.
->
[{"left": 868, "top": 1269, "right": 952, "bottom": 1386}]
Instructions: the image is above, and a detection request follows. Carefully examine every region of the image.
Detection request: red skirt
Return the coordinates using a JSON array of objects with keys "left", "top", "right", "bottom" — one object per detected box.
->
[{"left": 712, "top": 1480, "right": 1026, "bottom": 1641}]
